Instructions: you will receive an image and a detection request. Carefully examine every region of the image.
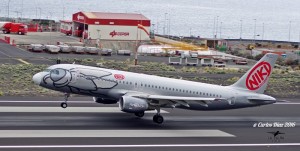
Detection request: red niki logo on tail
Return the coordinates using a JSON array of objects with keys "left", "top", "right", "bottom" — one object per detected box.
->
[{"left": 246, "top": 61, "right": 271, "bottom": 90}]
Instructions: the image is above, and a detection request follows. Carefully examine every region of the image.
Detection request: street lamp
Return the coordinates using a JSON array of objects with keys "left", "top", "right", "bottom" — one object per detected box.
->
[
  {"left": 262, "top": 23, "right": 264, "bottom": 41},
  {"left": 220, "top": 22, "right": 222, "bottom": 38},
  {"left": 163, "top": 13, "right": 168, "bottom": 35},
  {"left": 216, "top": 16, "right": 219, "bottom": 38},
  {"left": 7, "top": 0, "right": 11, "bottom": 19},
  {"left": 240, "top": 20, "right": 243, "bottom": 40},
  {"left": 253, "top": 19, "right": 257, "bottom": 43},
  {"left": 288, "top": 21, "right": 292, "bottom": 42}
]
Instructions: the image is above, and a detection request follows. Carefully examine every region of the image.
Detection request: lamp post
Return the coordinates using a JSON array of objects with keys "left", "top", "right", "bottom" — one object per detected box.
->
[
  {"left": 240, "top": 20, "right": 243, "bottom": 42},
  {"left": 163, "top": 13, "right": 167, "bottom": 35},
  {"left": 288, "top": 21, "right": 291, "bottom": 42},
  {"left": 7, "top": 0, "right": 11, "bottom": 19},
  {"left": 262, "top": 23, "right": 264, "bottom": 41},
  {"left": 49, "top": 12, "right": 53, "bottom": 44},
  {"left": 220, "top": 21, "right": 222, "bottom": 38},
  {"left": 253, "top": 19, "right": 257, "bottom": 43},
  {"left": 216, "top": 16, "right": 219, "bottom": 38}
]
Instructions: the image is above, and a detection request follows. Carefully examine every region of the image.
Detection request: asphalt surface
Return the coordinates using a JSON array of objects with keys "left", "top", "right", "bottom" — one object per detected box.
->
[
  {"left": 0, "top": 96, "right": 298, "bottom": 151},
  {"left": 0, "top": 41, "right": 253, "bottom": 68}
]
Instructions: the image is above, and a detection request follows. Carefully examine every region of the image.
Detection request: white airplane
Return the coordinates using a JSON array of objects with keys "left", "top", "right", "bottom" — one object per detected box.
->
[{"left": 33, "top": 53, "right": 278, "bottom": 124}]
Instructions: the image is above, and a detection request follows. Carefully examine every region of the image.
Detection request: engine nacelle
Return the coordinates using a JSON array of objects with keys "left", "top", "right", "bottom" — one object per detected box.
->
[
  {"left": 119, "top": 96, "right": 149, "bottom": 113},
  {"left": 93, "top": 97, "right": 118, "bottom": 104}
]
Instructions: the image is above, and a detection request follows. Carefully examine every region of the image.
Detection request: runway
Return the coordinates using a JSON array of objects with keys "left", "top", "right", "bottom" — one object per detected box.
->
[{"left": 0, "top": 97, "right": 299, "bottom": 151}]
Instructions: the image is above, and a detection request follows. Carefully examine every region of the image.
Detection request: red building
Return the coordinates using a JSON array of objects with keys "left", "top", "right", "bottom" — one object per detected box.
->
[{"left": 72, "top": 12, "right": 151, "bottom": 40}]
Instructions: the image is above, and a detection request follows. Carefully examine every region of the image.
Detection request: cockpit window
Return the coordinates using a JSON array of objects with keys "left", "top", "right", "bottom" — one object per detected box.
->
[{"left": 50, "top": 69, "right": 66, "bottom": 82}]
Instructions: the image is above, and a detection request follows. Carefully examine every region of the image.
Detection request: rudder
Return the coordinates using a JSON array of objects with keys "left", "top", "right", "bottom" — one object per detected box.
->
[{"left": 230, "top": 53, "right": 278, "bottom": 94}]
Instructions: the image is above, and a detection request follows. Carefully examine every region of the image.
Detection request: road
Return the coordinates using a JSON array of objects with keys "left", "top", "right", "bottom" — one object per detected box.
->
[{"left": 0, "top": 96, "right": 298, "bottom": 151}]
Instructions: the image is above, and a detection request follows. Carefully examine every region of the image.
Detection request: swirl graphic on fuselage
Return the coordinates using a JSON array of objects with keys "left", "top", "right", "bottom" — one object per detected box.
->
[{"left": 42, "top": 68, "right": 118, "bottom": 94}]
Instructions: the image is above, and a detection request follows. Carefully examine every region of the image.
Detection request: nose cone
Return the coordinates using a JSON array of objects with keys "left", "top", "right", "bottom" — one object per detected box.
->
[{"left": 32, "top": 73, "right": 42, "bottom": 85}]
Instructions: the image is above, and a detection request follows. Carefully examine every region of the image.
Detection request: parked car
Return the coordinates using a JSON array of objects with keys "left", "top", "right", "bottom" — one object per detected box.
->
[
  {"left": 28, "top": 44, "right": 43, "bottom": 52},
  {"left": 71, "top": 46, "right": 85, "bottom": 53},
  {"left": 100, "top": 48, "right": 112, "bottom": 56},
  {"left": 84, "top": 47, "right": 100, "bottom": 54},
  {"left": 117, "top": 49, "right": 131, "bottom": 56},
  {"left": 58, "top": 45, "right": 71, "bottom": 53},
  {"left": 44, "top": 45, "right": 60, "bottom": 53},
  {"left": 236, "top": 59, "right": 248, "bottom": 65}
]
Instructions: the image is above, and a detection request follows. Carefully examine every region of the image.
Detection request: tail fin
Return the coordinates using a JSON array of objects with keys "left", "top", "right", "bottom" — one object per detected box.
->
[{"left": 230, "top": 53, "right": 278, "bottom": 94}]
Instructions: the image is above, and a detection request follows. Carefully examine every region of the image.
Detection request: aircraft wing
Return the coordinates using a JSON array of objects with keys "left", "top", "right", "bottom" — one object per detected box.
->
[{"left": 127, "top": 93, "right": 217, "bottom": 107}]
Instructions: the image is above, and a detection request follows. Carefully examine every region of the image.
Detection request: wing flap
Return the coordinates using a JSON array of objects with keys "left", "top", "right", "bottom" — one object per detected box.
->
[{"left": 134, "top": 94, "right": 216, "bottom": 107}]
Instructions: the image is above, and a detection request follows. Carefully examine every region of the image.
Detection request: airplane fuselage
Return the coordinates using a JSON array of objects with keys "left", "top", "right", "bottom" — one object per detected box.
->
[{"left": 35, "top": 64, "right": 275, "bottom": 111}]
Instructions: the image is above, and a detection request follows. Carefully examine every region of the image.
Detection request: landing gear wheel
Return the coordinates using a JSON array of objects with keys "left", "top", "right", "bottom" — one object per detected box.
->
[
  {"left": 61, "top": 93, "right": 70, "bottom": 108},
  {"left": 61, "top": 102, "right": 67, "bottom": 108},
  {"left": 153, "top": 114, "right": 164, "bottom": 124},
  {"left": 134, "top": 112, "right": 145, "bottom": 117}
]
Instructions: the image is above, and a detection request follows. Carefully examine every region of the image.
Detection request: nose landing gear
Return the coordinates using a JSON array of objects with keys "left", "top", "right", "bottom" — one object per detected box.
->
[{"left": 61, "top": 93, "right": 70, "bottom": 108}]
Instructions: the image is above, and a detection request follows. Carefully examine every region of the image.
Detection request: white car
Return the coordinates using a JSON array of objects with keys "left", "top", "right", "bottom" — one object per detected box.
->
[
  {"left": 58, "top": 45, "right": 71, "bottom": 53},
  {"left": 44, "top": 45, "right": 60, "bottom": 53},
  {"left": 71, "top": 46, "right": 85, "bottom": 54},
  {"left": 84, "top": 47, "right": 100, "bottom": 54},
  {"left": 100, "top": 48, "right": 112, "bottom": 56},
  {"left": 117, "top": 49, "right": 131, "bottom": 56},
  {"left": 28, "top": 44, "right": 43, "bottom": 52}
]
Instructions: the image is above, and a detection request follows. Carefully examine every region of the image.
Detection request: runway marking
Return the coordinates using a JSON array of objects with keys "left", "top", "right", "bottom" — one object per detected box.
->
[
  {"left": 16, "top": 58, "right": 30, "bottom": 64},
  {"left": 0, "top": 100, "right": 92, "bottom": 103},
  {"left": 0, "top": 107, "right": 169, "bottom": 113},
  {"left": 0, "top": 130, "right": 234, "bottom": 138},
  {"left": 1, "top": 100, "right": 300, "bottom": 105},
  {"left": 275, "top": 102, "right": 300, "bottom": 105},
  {"left": 0, "top": 143, "right": 299, "bottom": 148}
]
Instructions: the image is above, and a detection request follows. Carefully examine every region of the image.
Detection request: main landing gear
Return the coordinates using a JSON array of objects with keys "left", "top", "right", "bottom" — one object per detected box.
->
[
  {"left": 61, "top": 93, "right": 70, "bottom": 108},
  {"left": 134, "top": 112, "right": 145, "bottom": 118},
  {"left": 134, "top": 107, "right": 164, "bottom": 124},
  {"left": 153, "top": 107, "right": 164, "bottom": 124}
]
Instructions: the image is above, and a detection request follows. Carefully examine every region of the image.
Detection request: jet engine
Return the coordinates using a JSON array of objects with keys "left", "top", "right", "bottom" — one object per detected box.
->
[
  {"left": 119, "top": 96, "right": 149, "bottom": 113},
  {"left": 93, "top": 97, "right": 118, "bottom": 104}
]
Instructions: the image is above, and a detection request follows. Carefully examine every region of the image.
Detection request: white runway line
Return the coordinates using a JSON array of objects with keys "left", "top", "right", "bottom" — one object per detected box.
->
[
  {"left": 0, "top": 143, "right": 299, "bottom": 148},
  {"left": 0, "top": 107, "right": 169, "bottom": 113},
  {"left": 275, "top": 102, "right": 300, "bottom": 105},
  {"left": 0, "top": 130, "right": 234, "bottom": 138},
  {"left": 0, "top": 100, "right": 91, "bottom": 103}
]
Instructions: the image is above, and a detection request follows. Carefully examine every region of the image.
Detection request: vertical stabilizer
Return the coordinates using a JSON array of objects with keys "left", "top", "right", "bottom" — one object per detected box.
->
[{"left": 231, "top": 53, "right": 278, "bottom": 94}]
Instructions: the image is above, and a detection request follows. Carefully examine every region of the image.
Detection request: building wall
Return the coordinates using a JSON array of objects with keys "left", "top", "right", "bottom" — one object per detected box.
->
[{"left": 88, "top": 25, "right": 150, "bottom": 41}]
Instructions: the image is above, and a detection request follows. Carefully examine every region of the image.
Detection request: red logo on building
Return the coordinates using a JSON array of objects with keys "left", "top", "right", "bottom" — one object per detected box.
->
[
  {"left": 246, "top": 61, "right": 271, "bottom": 90},
  {"left": 109, "top": 30, "right": 129, "bottom": 37},
  {"left": 114, "top": 74, "right": 125, "bottom": 80}
]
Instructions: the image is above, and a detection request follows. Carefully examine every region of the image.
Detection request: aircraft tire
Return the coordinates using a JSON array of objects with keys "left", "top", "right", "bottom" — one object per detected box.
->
[
  {"left": 134, "top": 112, "right": 144, "bottom": 117},
  {"left": 153, "top": 115, "right": 164, "bottom": 124},
  {"left": 61, "top": 102, "right": 67, "bottom": 108}
]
